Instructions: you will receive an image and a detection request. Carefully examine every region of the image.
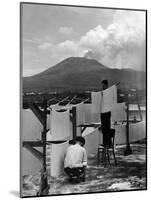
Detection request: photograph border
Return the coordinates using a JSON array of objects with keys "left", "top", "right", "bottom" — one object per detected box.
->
[{"left": 20, "top": 2, "right": 147, "bottom": 198}]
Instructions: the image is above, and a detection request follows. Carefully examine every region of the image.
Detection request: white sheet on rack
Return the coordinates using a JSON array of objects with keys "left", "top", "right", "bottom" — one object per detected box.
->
[
  {"left": 83, "top": 128, "right": 102, "bottom": 156},
  {"left": 83, "top": 104, "right": 93, "bottom": 123},
  {"left": 113, "top": 121, "right": 146, "bottom": 145},
  {"left": 50, "top": 141, "right": 69, "bottom": 177},
  {"left": 76, "top": 103, "right": 85, "bottom": 126},
  {"left": 101, "top": 85, "right": 117, "bottom": 113},
  {"left": 114, "top": 123, "right": 126, "bottom": 145},
  {"left": 22, "top": 109, "right": 43, "bottom": 140},
  {"left": 111, "top": 103, "right": 126, "bottom": 122},
  {"left": 22, "top": 109, "right": 43, "bottom": 176},
  {"left": 76, "top": 103, "right": 84, "bottom": 136},
  {"left": 50, "top": 109, "right": 70, "bottom": 141},
  {"left": 91, "top": 91, "right": 102, "bottom": 114},
  {"left": 129, "top": 121, "right": 146, "bottom": 142}
]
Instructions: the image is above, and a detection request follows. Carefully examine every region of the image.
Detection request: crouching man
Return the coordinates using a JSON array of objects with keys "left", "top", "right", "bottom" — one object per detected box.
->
[{"left": 64, "top": 136, "right": 87, "bottom": 183}]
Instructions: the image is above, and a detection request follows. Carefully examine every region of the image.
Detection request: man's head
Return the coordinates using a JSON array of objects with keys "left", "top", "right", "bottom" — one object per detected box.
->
[
  {"left": 69, "top": 139, "right": 75, "bottom": 145},
  {"left": 101, "top": 79, "right": 108, "bottom": 90},
  {"left": 75, "top": 136, "right": 85, "bottom": 147}
]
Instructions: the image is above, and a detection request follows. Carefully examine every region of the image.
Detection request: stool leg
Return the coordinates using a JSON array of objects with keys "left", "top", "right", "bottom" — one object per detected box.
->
[
  {"left": 104, "top": 147, "right": 107, "bottom": 168},
  {"left": 107, "top": 148, "right": 110, "bottom": 165},
  {"left": 112, "top": 147, "right": 117, "bottom": 166},
  {"left": 82, "top": 167, "right": 86, "bottom": 182},
  {"left": 111, "top": 131, "right": 117, "bottom": 166},
  {"left": 97, "top": 148, "right": 100, "bottom": 166}
]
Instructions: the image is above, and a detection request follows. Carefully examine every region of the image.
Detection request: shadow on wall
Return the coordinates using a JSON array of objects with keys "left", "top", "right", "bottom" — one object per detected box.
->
[{"left": 9, "top": 190, "right": 19, "bottom": 197}]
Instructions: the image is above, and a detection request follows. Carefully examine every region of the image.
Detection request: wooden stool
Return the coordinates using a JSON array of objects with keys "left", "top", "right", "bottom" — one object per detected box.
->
[{"left": 97, "top": 129, "right": 117, "bottom": 167}]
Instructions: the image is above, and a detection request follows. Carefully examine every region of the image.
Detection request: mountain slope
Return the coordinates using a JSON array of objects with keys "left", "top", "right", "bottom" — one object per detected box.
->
[{"left": 23, "top": 57, "right": 146, "bottom": 93}]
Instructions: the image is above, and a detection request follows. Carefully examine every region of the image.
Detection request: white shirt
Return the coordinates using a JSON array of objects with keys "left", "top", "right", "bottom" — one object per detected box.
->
[{"left": 64, "top": 144, "right": 87, "bottom": 168}]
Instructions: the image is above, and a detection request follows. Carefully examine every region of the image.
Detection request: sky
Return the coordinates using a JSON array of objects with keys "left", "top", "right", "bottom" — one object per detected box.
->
[{"left": 22, "top": 3, "right": 146, "bottom": 77}]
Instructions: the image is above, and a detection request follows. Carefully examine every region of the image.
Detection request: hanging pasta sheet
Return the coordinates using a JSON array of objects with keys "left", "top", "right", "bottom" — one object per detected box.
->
[
  {"left": 111, "top": 102, "right": 126, "bottom": 122},
  {"left": 49, "top": 109, "right": 71, "bottom": 141},
  {"left": 50, "top": 141, "right": 69, "bottom": 177},
  {"left": 101, "top": 85, "right": 117, "bottom": 113}
]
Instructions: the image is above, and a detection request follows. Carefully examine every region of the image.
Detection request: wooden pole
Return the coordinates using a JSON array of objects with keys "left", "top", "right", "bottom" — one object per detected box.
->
[
  {"left": 136, "top": 90, "right": 143, "bottom": 121},
  {"left": 137, "top": 103, "right": 143, "bottom": 121},
  {"left": 38, "top": 99, "right": 49, "bottom": 196},
  {"left": 124, "top": 95, "right": 132, "bottom": 156},
  {"left": 42, "top": 101, "right": 47, "bottom": 172},
  {"left": 72, "top": 107, "right": 77, "bottom": 139}
]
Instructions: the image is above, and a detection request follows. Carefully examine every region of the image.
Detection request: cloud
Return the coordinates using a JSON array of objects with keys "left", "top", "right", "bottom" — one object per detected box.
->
[
  {"left": 32, "top": 40, "right": 84, "bottom": 74},
  {"left": 38, "top": 42, "right": 53, "bottom": 50},
  {"left": 23, "top": 66, "right": 45, "bottom": 77},
  {"left": 79, "top": 10, "right": 146, "bottom": 70},
  {"left": 48, "top": 10, "right": 146, "bottom": 71},
  {"left": 23, "top": 38, "right": 37, "bottom": 44},
  {"left": 26, "top": 10, "right": 145, "bottom": 76},
  {"left": 59, "top": 26, "right": 74, "bottom": 36},
  {"left": 48, "top": 40, "right": 83, "bottom": 63},
  {"left": 57, "top": 40, "right": 82, "bottom": 54}
]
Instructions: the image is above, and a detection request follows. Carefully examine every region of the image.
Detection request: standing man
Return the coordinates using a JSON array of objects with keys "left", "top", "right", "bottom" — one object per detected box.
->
[{"left": 101, "top": 80, "right": 112, "bottom": 147}]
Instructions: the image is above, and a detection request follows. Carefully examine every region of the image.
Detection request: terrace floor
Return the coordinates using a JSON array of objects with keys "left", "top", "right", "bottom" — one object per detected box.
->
[{"left": 22, "top": 140, "right": 146, "bottom": 197}]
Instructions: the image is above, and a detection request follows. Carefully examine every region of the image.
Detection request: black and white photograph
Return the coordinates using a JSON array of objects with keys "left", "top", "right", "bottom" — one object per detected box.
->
[{"left": 20, "top": 2, "right": 147, "bottom": 198}]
